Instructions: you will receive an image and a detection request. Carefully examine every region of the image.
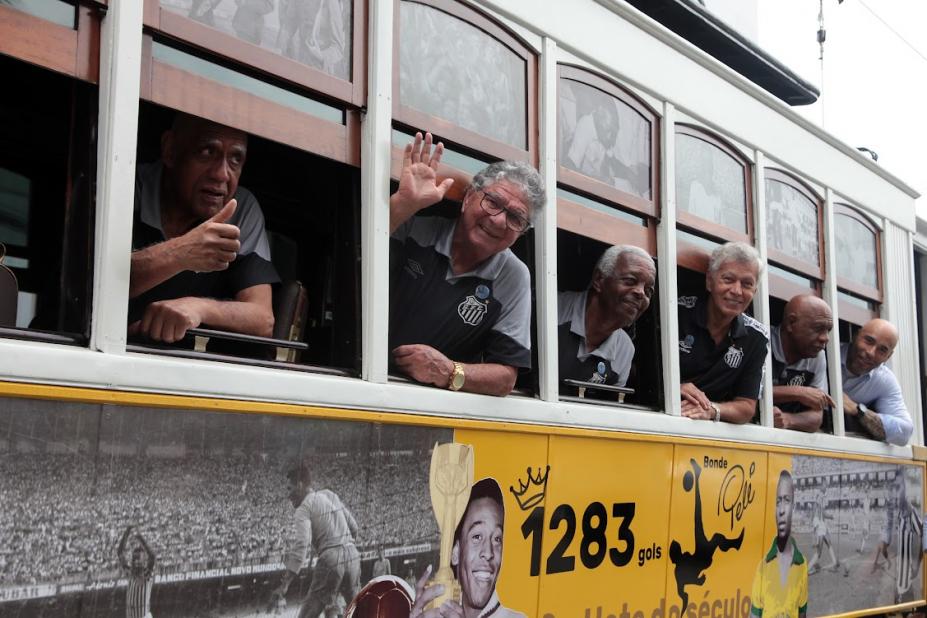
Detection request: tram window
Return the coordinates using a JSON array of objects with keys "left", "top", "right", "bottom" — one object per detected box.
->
[
  {"left": 131, "top": 104, "right": 360, "bottom": 373},
  {"left": 145, "top": 0, "right": 364, "bottom": 106},
  {"left": 764, "top": 169, "right": 824, "bottom": 284},
  {"left": 832, "top": 206, "right": 881, "bottom": 330},
  {"left": 4, "top": 0, "right": 76, "bottom": 28},
  {"left": 768, "top": 293, "right": 836, "bottom": 435},
  {"left": 0, "top": 55, "right": 96, "bottom": 342},
  {"left": 386, "top": 168, "right": 540, "bottom": 398},
  {"left": 675, "top": 258, "right": 764, "bottom": 425},
  {"left": 157, "top": 0, "right": 352, "bottom": 80},
  {"left": 393, "top": 0, "right": 538, "bottom": 165},
  {"left": 556, "top": 230, "right": 661, "bottom": 407},
  {"left": 674, "top": 125, "right": 752, "bottom": 244}
]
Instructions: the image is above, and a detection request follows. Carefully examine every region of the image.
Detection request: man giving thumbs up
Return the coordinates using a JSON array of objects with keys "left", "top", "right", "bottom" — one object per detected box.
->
[{"left": 129, "top": 113, "right": 279, "bottom": 343}]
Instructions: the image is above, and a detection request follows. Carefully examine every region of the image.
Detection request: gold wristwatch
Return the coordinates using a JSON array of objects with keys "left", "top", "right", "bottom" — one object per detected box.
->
[{"left": 448, "top": 362, "right": 466, "bottom": 391}]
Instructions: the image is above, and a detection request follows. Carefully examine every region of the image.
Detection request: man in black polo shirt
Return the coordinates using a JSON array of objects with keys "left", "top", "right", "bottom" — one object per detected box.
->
[
  {"left": 558, "top": 244, "right": 655, "bottom": 393},
  {"left": 129, "top": 113, "right": 279, "bottom": 343},
  {"left": 770, "top": 294, "right": 835, "bottom": 432},
  {"left": 389, "top": 132, "right": 545, "bottom": 396},
  {"left": 678, "top": 241, "right": 768, "bottom": 423}
]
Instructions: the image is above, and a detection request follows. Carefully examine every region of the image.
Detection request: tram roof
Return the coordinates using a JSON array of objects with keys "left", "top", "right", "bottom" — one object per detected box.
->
[{"left": 624, "top": 0, "right": 820, "bottom": 106}]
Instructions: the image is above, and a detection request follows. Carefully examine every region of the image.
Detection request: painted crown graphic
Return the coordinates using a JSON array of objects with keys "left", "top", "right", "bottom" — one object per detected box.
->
[{"left": 509, "top": 465, "right": 550, "bottom": 511}]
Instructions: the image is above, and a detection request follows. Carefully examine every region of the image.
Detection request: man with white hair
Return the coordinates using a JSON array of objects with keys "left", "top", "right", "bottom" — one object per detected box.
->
[
  {"left": 388, "top": 132, "right": 546, "bottom": 397},
  {"left": 678, "top": 241, "right": 769, "bottom": 423},
  {"left": 557, "top": 244, "right": 656, "bottom": 391}
]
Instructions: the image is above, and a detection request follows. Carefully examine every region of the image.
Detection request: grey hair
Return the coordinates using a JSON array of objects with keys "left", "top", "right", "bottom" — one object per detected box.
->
[
  {"left": 707, "top": 241, "right": 763, "bottom": 278},
  {"left": 470, "top": 160, "right": 546, "bottom": 219},
  {"left": 592, "top": 245, "right": 654, "bottom": 283}
]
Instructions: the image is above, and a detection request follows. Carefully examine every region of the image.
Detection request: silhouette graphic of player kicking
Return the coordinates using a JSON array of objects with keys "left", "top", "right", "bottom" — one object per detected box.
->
[{"left": 669, "top": 459, "right": 744, "bottom": 611}]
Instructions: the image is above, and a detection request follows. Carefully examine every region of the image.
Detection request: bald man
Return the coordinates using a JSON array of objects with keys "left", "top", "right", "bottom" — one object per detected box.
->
[
  {"left": 770, "top": 295, "right": 835, "bottom": 432},
  {"left": 129, "top": 113, "right": 279, "bottom": 344},
  {"left": 842, "top": 319, "right": 913, "bottom": 446}
]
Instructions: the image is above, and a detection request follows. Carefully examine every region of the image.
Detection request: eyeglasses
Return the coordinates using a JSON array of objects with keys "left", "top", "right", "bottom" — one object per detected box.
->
[{"left": 479, "top": 192, "right": 531, "bottom": 233}]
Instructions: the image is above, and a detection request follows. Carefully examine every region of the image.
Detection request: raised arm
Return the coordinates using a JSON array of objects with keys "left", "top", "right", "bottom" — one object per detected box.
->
[
  {"left": 389, "top": 133, "right": 454, "bottom": 234},
  {"left": 117, "top": 526, "right": 132, "bottom": 569}
]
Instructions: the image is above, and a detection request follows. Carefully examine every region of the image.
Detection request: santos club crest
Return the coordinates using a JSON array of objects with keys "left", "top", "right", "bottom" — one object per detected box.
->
[
  {"left": 723, "top": 345, "right": 743, "bottom": 369},
  {"left": 458, "top": 295, "right": 488, "bottom": 326}
]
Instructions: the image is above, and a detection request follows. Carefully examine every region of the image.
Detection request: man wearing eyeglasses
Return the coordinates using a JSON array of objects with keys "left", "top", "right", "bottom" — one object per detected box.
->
[{"left": 388, "top": 132, "right": 546, "bottom": 396}]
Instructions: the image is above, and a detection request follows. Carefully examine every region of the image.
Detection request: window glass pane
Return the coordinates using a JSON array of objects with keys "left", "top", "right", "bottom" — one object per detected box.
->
[
  {"left": 675, "top": 133, "right": 746, "bottom": 233},
  {"left": 838, "top": 290, "right": 875, "bottom": 311},
  {"left": 399, "top": 1, "right": 527, "bottom": 149},
  {"left": 160, "top": 0, "right": 352, "bottom": 80},
  {"left": 0, "top": 168, "right": 30, "bottom": 247},
  {"left": 4, "top": 0, "right": 75, "bottom": 28},
  {"left": 152, "top": 42, "right": 345, "bottom": 124},
  {"left": 835, "top": 212, "right": 878, "bottom": 289},
  {"left": 768, "top": 264, "right": 815, "bottom": 289},
  {"left": 676, "top": 228, "right": 720, "bottom": 252},
  {"left": 557, "top": 188, "right": 647, "bottom": 226},
  {"left": 558, "top": 79, "right": 652, "bottom": 200},
  {"left": 765, "top": 179, "right": 819, "bottom": 265}
]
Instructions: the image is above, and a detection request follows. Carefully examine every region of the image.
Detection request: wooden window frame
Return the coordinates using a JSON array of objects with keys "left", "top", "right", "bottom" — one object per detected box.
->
[
  {"left": 392, "top": 0, "right": 538, "bottom": 166},
  {"left": 764, "top": 168, "right": 825, "bottom": 280},
  {"left": 837, "top": 297, "right": 878, "bottom": 327},
  {"left": 557, "top": 196, "right": 655, "bottom": 256},
  {"left": 0, "top": 1, "right": 100, "bottom": 83},
  {"left": 141, "top": 35, "right": 361, "bottom": 167},
  {"left": 834, "top": 203, "right": 883, "bottom": 303},
  {"left": 557, "top": 64, "right": 660, "bottom": 220},
  {"left": 674, "top": 124, "right": 753, "bottom": 245},
  {"left": 767, "top": 274, "right": 820, "bottom": 303},
  {"left": 143, "top": 0, "right": 367, "bottom": 107}
]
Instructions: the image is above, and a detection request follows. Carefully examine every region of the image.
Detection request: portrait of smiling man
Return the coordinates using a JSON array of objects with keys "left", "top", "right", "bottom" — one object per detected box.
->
[
  {"left": 410, "top": 478, "right": 524, "bottom": 618},
  {"left": 750, "top": 470, "right": 808, "bottom": 618},
  {"left": 129, "top": 113, "right": 278, "bottom": 343},
  {"left": 557, "top": 244, "right": 656, "bottom": 393},
  {"left": 388, "top": 132, "right": 546, "bottom": 396}
]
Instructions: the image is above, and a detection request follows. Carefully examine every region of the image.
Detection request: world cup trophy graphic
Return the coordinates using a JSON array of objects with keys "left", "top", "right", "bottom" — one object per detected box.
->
[{"left": 428, "top": 442, "right": 474, "bottom": 609}]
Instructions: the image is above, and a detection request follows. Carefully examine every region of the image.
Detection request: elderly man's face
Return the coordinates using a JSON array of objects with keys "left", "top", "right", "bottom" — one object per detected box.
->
[
  {"left": 593, "top": 253, "right": 655, "bottom": 328},
  {"left": 848, "top": 321, "right": 897, "bottom": 376},
  {"left": 706, "top": 260, "right": 757, "bottom": 322},
  {"left": 459, "top": 180, "right": 530, "bottom": 259},
  {"left": 163, "top": 122, "right": 248, "bottom": 221},
  {"left": 775, "top": 476, "right": 794, "bottom": 545},
  {"left": 452, "top": 497, "right": 503, "bottom": 613},
  {"left": 787, "top": 303, "right": 833, "bottom": 359}
]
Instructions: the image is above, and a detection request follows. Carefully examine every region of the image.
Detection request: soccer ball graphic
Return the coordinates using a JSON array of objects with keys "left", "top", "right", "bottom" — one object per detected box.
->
[{"left": 345, "top": 575, "right": 414, "bottom": 618}]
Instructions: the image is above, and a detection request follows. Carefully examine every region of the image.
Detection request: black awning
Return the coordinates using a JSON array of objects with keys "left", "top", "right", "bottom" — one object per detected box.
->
[{"left": 625, "top": 0, "right": 820, "bottom": 105}]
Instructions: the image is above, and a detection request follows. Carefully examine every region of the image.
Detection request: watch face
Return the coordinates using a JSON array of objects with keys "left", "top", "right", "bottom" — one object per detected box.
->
[{"left": 452, "top": 372, "right": 465, "bottom": 389}]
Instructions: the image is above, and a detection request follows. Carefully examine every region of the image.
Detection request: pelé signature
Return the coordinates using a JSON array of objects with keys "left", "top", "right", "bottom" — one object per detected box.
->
[{"left": 717, "top": 462, "right": 755, "bottom": 529}]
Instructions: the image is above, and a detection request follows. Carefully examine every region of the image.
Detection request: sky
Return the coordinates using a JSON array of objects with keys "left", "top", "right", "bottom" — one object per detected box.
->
[{"left": 709, "top": 0, "right": 927, "bottom": 217}]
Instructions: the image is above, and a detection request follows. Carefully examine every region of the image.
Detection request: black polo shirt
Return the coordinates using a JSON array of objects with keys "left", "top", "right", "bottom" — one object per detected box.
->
[
  {"left": 389, "top": 216, "right": 532, "bottom": 369},
  {"left": 129, "top": 163, "right": 279, "bottom": 324},
  {"left": 557, "top": 290, "right": 634, "bottom": 391},
  {"left": 677, "top": 295, "right": 768, "bottom": 402}
]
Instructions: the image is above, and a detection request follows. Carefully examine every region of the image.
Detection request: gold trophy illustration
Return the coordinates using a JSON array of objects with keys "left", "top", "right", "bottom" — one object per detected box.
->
[{"left": 428, "top": 442, "right": 474, "bottom": 608}]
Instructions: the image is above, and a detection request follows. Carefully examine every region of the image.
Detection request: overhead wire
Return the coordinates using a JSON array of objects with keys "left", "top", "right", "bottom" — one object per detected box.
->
[{"left": 855, "top": 0, "right": 927, "bottom": 66}]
